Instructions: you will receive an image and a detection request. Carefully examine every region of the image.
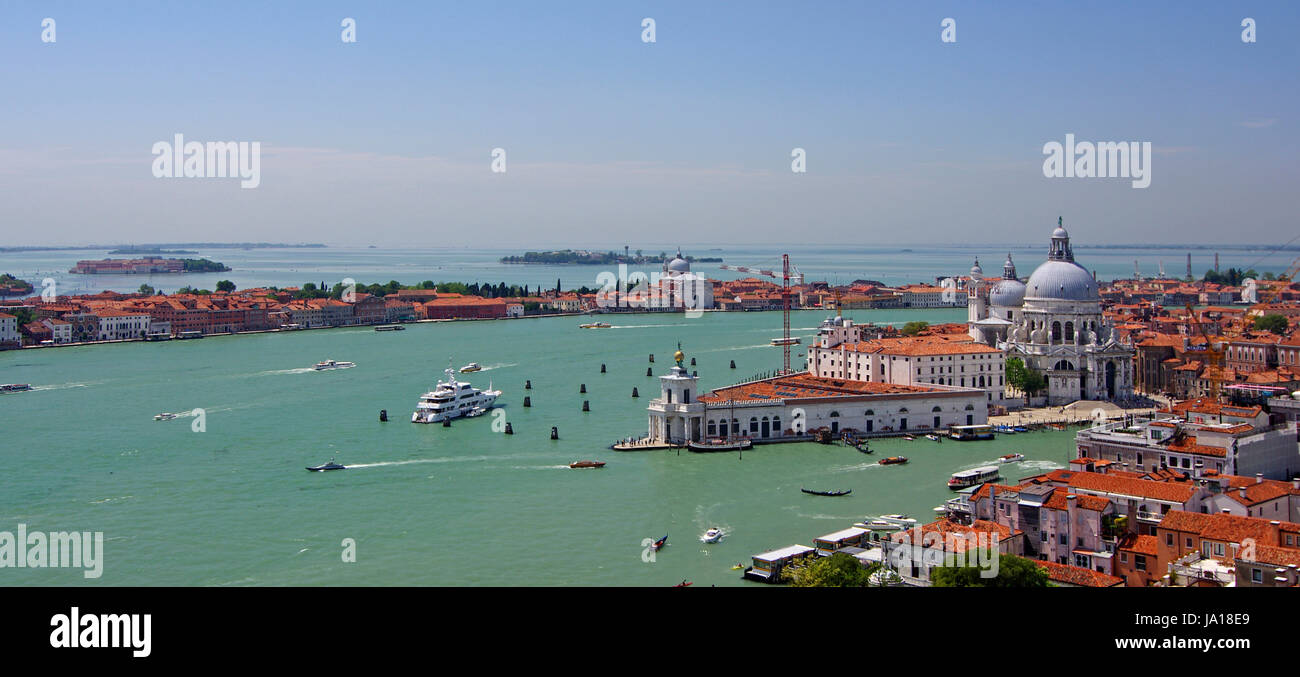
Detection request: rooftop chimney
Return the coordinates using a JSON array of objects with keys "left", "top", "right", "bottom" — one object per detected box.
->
[
  {"left": 1293, "top": 478, "right": 1299, "bottom": 490},
  {"left": 1256, "top": 473, "right": 1263, "bottom": 484},
  {"left": 1239, "top": 488, "right": 1248, "bottom": 499}
]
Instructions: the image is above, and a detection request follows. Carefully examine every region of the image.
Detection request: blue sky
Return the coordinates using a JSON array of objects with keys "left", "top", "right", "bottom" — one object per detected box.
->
[{"left": 1, "top": 1, "right": 1296, "bottom": 247}]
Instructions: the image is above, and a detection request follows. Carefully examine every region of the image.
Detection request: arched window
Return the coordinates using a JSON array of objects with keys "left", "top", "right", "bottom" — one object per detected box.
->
[
  {"left": 1064, "top": 321, "right": 1074, "bottom": 342},
  {"left": 864, "top": 409, "right": 875, "bottom": 416},
  {"left": 707, "top": 420, "right": 717, "bottom": 437},
  {"left": 1051, "top": 321, "right": 1062, "bottom": 342},
  {"left": 1054, "top": 359, "right": 1075, "bottom": 371},
  {"left": 931, "top": 406, "right": 942, "bottom": 412},
  {"left": 978, "top": 375, "right": 986, "bottom": 388},
  {"left": 773, "top": 416, "right": 781, "bottom": 433},
  {"left": 899, "top": 407, "right": 909, "bottom": 414},
  {"left": 749, "top": 417, "right": 758, "bottom": 434},
  {"left": 965, "top": 404, "right": 975, "bottom": 411}
]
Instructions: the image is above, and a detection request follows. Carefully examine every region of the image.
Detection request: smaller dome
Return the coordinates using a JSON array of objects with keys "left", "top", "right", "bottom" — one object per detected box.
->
[
  {"left": 970, "top": 258, "right": 983, "bottom": 277},
  {"left": 1053, "top": 226, "right": 1069, "bottom": 239},
  {"left": 990, "top": 278, "right": 1027, "bottom": 307},
  {"left": 667, "top": 257, "right": 690, "bottom": 273}
]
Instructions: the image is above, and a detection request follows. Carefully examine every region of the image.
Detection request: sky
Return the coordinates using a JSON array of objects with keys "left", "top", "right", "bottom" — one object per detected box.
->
[{"left": 0, "top": 1, "right": 1297, "bottom": 248}]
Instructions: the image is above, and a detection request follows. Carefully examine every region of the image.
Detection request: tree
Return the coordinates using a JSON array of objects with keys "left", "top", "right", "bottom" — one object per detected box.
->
[
  {"left": 901, "top": 321, "right": 929, "bottom": 336},
  {"left": 1254, "top": 314, "right": 1289, "bottom": 335},
  {"left": 931, "top": 552, "right": 1049, "bottom": 587},
  {"left": 137, "top": 284, "right": 155, "bottom": 296},
  {"left": 1005, "top": 357, "right": 1046, "bottom": 396},
  {"left": 782, "top": 552, "right": 880, "bottom": 587},
  {"left": 216, "top": 280, "right": 236, "bottom": 293}
]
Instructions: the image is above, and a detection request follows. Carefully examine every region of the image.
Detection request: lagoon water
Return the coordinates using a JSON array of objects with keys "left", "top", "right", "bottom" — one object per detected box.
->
[
  {"left": 1, "top": 306, "right": 1082, "bottom": 586},
  {"left": 1, "top": 243, "right": 1291, "bottom": 298}
]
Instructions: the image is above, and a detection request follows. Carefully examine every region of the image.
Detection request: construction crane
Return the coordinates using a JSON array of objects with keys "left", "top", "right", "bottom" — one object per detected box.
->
[{"left": 719, "top": 254, "right": 803, "bottom": 374}]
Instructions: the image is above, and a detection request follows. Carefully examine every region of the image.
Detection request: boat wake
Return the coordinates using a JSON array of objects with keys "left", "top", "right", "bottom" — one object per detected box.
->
[
  {"left": 509, "top": 464, "right": 571, "bottom": 470},
  {"left": 479, "top": 362, "right": 518, "bottom": 371},
  {"left": 254, "top": 367, "right": 318, "bottom": 377},
  {"left": 343, "top": 459, "right": 443, "bottom": 470},
  {"left": 610, "top": 323, "right": 688, "bottom": 330},
  {"left": 1018, "top": 460, "right": 1063, "bottom": 472},
  {"left": 829, "top": 462, "right": 883, "bottom": 473},
  {"left": 32, "top": 381, "right": 100, "bottom": 391}
]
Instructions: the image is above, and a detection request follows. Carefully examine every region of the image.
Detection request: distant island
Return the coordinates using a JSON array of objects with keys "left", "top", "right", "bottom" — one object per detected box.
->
[
  {"left": 501, "top": 249, "right": 723, "bottom": 265},
  {"left": 70, "top": 257, "right": 232, "bottom": 275},
  {"left": 108, "top": 248, "right": 197, "bottom": 255},
  {"left": 0, "top": 273, "right": 34, "bottom": 296},
  {"left": 0, "top": 243, "right": 325, "bottom": 253}
]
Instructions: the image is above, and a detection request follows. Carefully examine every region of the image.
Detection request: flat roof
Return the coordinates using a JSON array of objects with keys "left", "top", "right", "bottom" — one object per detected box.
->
[
  {"left": 754, "top": 544, "right": 815, "bottom": 562},
  {"left": 815, "top": 527, "right": 868, "bottom": 542}
]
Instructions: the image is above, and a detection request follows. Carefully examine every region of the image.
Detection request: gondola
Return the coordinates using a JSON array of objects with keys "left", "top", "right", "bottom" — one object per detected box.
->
[
  {"left": 651, "top": 534, "right": 668, "bottom": 551},
  {"left": 801, "top": 488, "right": 852, "bottom": 497},
  {"left": 856, "top": 443, "right": 873, "bottom": 454}
]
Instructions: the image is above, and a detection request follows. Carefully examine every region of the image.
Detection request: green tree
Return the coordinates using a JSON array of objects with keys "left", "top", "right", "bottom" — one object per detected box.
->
[
  {"left": 901, "top": 321, "right": 929, "bottom": 336},
  {"left": 215, "top": 280, "right": 236, "bottom": 293},
  {"left": 1254, "top": 314, "right": 1289, "bottom": 335},
  {"left": 931, "top": 552, "right": 1049, "bottom": 587},
  {"left": 1005, "top": 357, "right": 1047, "bottom": 396},
  {"left": 782, "top": 552, "right": 880, "bottom": 587},
  {"left": 137, "top": 284, "right": 156, "bottom": 296}
]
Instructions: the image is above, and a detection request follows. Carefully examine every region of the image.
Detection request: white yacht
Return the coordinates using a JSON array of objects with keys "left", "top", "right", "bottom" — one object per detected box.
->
[
  {"left": 412, "top": 366, "right": 501, "bottom": 424},
  {"left": 314, "top": 359, "right": 356, "bottom": 371},
  {"left": 701, "top": 527, "right": 723, "bottom": 543},
  {"left": 853, "top": 514, "right": 917, "bottom": 533}
]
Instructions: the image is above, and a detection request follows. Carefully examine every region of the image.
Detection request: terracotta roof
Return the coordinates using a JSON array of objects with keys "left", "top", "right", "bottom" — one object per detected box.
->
[
  {"left": 890, "top": 518, "right": 1017, "bottom": 552},
  {"left": 1036, "top": 560, "right": 1124, "bottom": 587},
  {"left": 697, "top": 372, "right": 964, "bottom": 404},
  {"left": 1044, "top": 470, "right": 1197, "bottom": 503},
  {"left": 1119, "top": 534, "right": 1159, "bottom": 556}
]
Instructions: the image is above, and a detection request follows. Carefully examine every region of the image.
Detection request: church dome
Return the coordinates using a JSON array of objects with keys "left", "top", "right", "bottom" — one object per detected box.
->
[
  {"left": 969, "top": 258, "right": 983, "bottom": 277},
  {"left": 1026, "top": 260, "right": 1098, "bottom": 301},
  {"left": 990, "top": 278, "right": 1027, "bottom": 307},
  {"left": 666, "top": 248, "right": 690, "bottom": 273}
]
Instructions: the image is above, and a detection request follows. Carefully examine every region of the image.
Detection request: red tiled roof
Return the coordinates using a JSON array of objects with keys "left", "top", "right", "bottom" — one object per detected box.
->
[
  {"left": 1036, "top": 560, "right": 1124, "bottom": 587},
  {"left": 697, "top": 373, "right": 959, "bottom": 404}
]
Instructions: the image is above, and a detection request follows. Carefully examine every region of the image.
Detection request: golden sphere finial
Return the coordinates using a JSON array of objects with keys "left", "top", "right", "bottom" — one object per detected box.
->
[{"left": 674, "top": 350, "right": 685, "bottom": 364}]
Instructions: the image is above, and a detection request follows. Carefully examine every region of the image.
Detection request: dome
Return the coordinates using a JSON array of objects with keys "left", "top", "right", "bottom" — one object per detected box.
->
[
  {"left": 990, "top": 278, "right": 1027, "bottom": 307},
  {"left": 1053, "top": 225, "right": 1069, "bottom": 239},
  {"left": 1025, "top": 260, "right": 1098, "bottom": 301},
  {"left": 666, "top": 257, "right": 690, "bottom": 273},
  {"left": 969, "top": 258, "right": 983, "bottom": 277}
]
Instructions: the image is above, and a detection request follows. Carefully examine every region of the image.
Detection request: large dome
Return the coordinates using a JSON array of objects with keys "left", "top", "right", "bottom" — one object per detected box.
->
[
  {"left": 990, "top": 278, "right": 1027, "bottom": 307},
  {"left": 1026, "top": 260, "right": 1098, "bottom": 301},
  {"left": 666, "top": 256, "right": 690, "bottom": 273}
]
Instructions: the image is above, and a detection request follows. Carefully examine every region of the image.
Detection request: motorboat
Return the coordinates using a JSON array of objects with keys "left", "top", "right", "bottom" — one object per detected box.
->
[
  {"left": 412, "top": 365, "right": 501, "bottom": 424},
  {"left": 374, "top": 325, "right": 405, "bottom": 331},
  {"left": 306, "top": 459, "right": 347, "bottom": 472},
  {"left": 313, "top": 359, "right": 356, "bottom": 371},
  {"left": 999, "top": 453, "right": 1026, "bottom": 463},
  {"left": 902, "top": 434, "right": 915, "bottom": 441},
  {"left": 466, "top": 407, "right": 487, "bottom": 417},
  {"left": 579, "top": 322, "right": 611, "bottom": 329},
  {"left": 854, "top": 514, "right": 918, "bottom": 532},
  {"left": 948, "top": 466, "right": 1001, "bottom": 489},
  {"left": 878, "top": 456, "right": 908, "bottom": 465},
  {"left": 1, "top": 384, "right": 33, "bottom": 393},
  {"left": 459, "top": 363, "right": 482, "bottom": 373},
  {"left": 924, "top": 434, "right": 941, "bottom": 441},
  {"left": 569, "top": 460, "right": 606, "bottom": 469},
  {"left": 701, "top": 527, "right": 723, "bottom": 543},
  {"left": 687, "top": 438, "right": 753, "bottom": 452},
  {"left": 801, "top": 488, "right": 851, "bottom": 497},
  {"left": 153, "top": 412, "right": 179, "bottom": 421}
]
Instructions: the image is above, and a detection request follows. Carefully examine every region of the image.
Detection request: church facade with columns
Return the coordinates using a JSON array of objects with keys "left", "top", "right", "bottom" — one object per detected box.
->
[{"left": 967, "top": 219, "right": 1135, "bottom": 405}]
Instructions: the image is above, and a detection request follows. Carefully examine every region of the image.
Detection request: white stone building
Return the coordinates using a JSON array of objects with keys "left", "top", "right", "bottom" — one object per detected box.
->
[
  {"left": 0, "top": 312, "right": 19, "bottom": 348},
  {"left": 95, "top": 310, "right": 151, "bottom": 340},
  {"left": 968, "top": 219, "right": 1135, "bottom": 405}
]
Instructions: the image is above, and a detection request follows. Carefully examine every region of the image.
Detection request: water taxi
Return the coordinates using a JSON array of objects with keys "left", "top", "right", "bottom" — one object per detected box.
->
[
  {"left": 999, "top": 453, "right": 1025, "bottom": 463},
  {"left": 313, "top": 359, "right": 356, "bottom": 371},
  {"left": 878, "top": 456, "right": 908, "bottom": 465},
  {"left": 412, "top": 365, "right": 501, "bottom": 424},
  {"left": 947, "top": 466, "right": 1001, "bottom": 490},
  {"left": 569, "top": 460, "right": 605, "bottom": 469},
  {"left": 854, "top": 514, "right": 918, "bottom": 533},
  {"left": 949, "top": 424, "right": 995, "bottom": 441},
  {"left": 459, "top": 363, "right": 482, "bottom": 373},
  {"left": 579, "top": 321, "right": 611, "bottom": 329},
  {"left": 1, "top": 384, "right": 33, "bottom": 393}
]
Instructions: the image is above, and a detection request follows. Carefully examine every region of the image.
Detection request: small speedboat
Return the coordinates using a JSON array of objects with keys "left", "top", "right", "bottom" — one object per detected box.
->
[
  {"left": 1, "top": 384, "right": 33, "bottom": 393},
  {"left": 459, "top": 363, "right": 482, "bottom": 373},
  {"left": 579, "top": 322, "right": 611, "bottom": 329},
  {"left": 902, "top": 434, "right": 915, "bottom": 441},
  {"left": 569, "top": 460, "right": 606, "bottom": 469},
  {"left": 314, "top": 359, "right": 355, "bottom": 370},
  {"left": 306, "top": 459, "right": 347, "bottom": 472},
  {"left": 879, "top": 456, "right": 908, "bottom": 465},
  {"left": 1013, "top": 426, "right": 1029, "bottom": 433},
  {"left": 466, "top": 407, "right": 488, "bottom": 417},
  {"left": 925, "top": 434, "right": 940, "bottom": 442},
  {"left": 154, "top": 412, "right": 179, "bottom": 421},
  {"left": 1000, "top": 453, "right": 1025, "bottom": 463},
  {"left": 701, "top": 527, "right": 723, "bottom": 543}
]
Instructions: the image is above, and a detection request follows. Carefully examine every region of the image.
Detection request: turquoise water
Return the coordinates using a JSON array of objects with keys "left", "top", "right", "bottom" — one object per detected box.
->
[
  {"left": 1, "top": 307, "right": 1080, "bottom": 586},
  {"left": 1, "top": 244, "right": 1292, "bottom": 297}
]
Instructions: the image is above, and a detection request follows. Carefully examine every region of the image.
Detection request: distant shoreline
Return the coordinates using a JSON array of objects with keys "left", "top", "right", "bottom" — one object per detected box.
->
[{"left": 0, "top": 243, "right": 326, "bottom": 253}]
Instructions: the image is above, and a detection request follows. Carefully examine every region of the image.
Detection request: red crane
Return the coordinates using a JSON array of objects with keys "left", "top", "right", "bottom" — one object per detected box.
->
[{"left": 720, "top": 254, "right": 803, "bottom": 374}]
